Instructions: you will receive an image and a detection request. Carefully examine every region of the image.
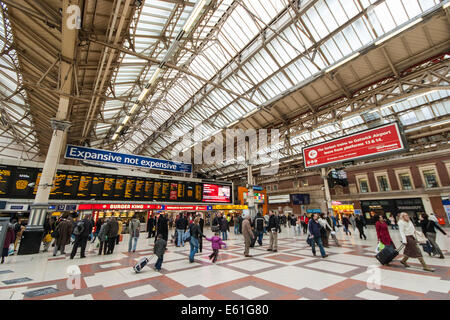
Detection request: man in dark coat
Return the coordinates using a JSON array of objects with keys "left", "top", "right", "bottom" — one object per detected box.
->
[
  {"left": 198, "top": 214, "right": 204, "bottom": 253},
  {"left": 53, "top": 217, "right": 73, "bottom": 256},
  {"left": 147, "top": 215, "right": 155, "bottom": 238},
  {"left": 155, "top": 214, "right": 168, "bottom": 242},
  {"left": 308, "top": 213, "right": 328, "bottom": 258},
  {"left": 105, "top": 217, "right": 119, "bottom": 254},
  {"left": 70, "top": 216, "right": 94, "bottom": 259}
]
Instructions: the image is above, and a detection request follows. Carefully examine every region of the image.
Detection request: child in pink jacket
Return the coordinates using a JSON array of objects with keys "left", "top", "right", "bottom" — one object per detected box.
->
[{"left": 205, "top": 232, "right": 227, "bottom": 263}]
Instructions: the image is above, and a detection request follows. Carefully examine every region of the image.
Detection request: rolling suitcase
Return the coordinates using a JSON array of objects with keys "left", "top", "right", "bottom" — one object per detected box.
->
[
  {"left": 376, "top": 244, "right": 404, "bottom": 265},
  {"left": 133, "top": 257, "right": 150, "bottom": 273}
]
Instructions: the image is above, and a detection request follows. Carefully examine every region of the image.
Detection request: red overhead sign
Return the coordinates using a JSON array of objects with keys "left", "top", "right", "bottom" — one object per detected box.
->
[
  {"left": 302, "top": 122, "right": 405, "bottom": 169},
  {"left": 78, "top": 204, "right": 163, "bottom": 210},
  {"left": 164, "top": 205, "right": 209, "bottom": 211}
]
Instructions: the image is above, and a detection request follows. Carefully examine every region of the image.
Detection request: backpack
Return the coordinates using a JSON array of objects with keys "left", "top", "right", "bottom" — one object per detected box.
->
[
  {"left": 255, "top": 217, "right": 264, "bottom": 231},
  {"left": 73, "top": 220, "right": 85, "bottom": 236}
]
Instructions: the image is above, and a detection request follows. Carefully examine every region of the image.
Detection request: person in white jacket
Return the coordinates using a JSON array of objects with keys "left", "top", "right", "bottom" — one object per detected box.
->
[
  {"left": 398, "top": 212, "right": 434, "bottom": 272},
  {"left": 318, "top": 214, "right": 334, "bottom": 248}
]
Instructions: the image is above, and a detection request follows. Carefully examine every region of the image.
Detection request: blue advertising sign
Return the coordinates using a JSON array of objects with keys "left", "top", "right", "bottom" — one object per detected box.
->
[
  {"left": 65, "top": 145, "right": 192, "bottom": 174},
  {"left": 306, "top": 209, "right": 321, "bottom": 213}
]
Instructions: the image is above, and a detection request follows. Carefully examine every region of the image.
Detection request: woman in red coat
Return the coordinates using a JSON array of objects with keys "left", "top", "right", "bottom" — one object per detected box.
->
[
  {"left": 2, "top": 224, "right": 15, "bottom": 263},
  {"left": 375, "top": 215, "right": 395, "bottom": 250}
]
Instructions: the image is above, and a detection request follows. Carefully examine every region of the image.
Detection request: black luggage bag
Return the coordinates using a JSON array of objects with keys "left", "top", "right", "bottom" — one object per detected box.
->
[
  {"left": 133, "top": 257, "right": 150, "bottom": 273},
  {"left": 376, "top": 244, "right": 404, "bottom": 265}
]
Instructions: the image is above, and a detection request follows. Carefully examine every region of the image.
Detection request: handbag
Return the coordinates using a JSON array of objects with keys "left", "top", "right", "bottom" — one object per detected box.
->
[
  {"left": 414, "top": 230, "right": 427, "bottom": 244},
  {"left": 8, "top": 244, "right": 14, "bottom": 256},
  {"left": 43, "top": 233, "right": 52, "bottom": 243},
  {"left": 375, "top": 241, "right": 385, "bottom": 254}
]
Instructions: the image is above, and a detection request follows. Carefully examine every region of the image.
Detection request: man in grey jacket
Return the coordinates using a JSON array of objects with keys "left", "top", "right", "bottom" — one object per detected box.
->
[{"left": 128, "top": 216, "right": 140, "bottom": 253}]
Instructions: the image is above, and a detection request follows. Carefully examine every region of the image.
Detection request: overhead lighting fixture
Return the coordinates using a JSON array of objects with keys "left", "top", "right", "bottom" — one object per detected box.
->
[
  {"left": 122, "top": 115, "right": 130, "bottom": 125},
  {"left": 148, "top": 67, "right": 162, "bottom": 86},
  {"left": 227, "top": 119, "right": 240, "bottom": 128},
  {"left": 431, "top": 119, "right": 450, "bottom": 127},
  {"left": 130, "top": 104, "right": 139, "bottom": 114},
  {"left": 375, "top": 18, "right": 423, "bottom": 46},
  {"left": 112, "top": 133, "right": 118, "bottom": 141},
  {"left": 183, "top": 0, "right": 207, "bottom": 33},
  {"left": 116, "top": 125, "right": 123, "bottom": 133},
  {"left": 138, "top": 88, "right": 149, "bottom": 102},
  {"left": 325, "top": 52, "right": 360, "bottom": 73}
]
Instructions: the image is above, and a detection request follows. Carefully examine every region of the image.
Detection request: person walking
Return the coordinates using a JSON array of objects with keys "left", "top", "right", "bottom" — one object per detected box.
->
[
  {"left": 308, "top": 213, "right": 328, "bottom": 258},
  {"left": 420, "top": 213, "right": 447, "bottom": 259},
  {"left": 220, "top": 215, "right": 229, "bottom": 241},
  {"left": 290, "top": 214, "right": 297, "bottom": 237},
  {"left": 156, "top": 214, "right": 169, "bottom": 242},
  {"left": 355, "top": 215, "right": 367, "bottom": 240},
  {"left": 242, "top": 215, "right": 254, "bottom": 257},
  {"left": 267, "top": 211, "right": 280, "bottom": 252},
  {"left": 300, "top": 214, "right": 309, "bottom": 234},
  {"left": 254, "top": 212, "right": 265, "bottom": 246},
  {"left": 105, "top": 217, "right": 119, "bottom": 254},
  {"left": 375, "top": 215, "right": 395, "bottom": 252},
  {"left": 318, "top": 213, "right": 333, "bottom": 248},
  {"left": 128, "top": 215, "right": 140, "bottom": 253},
  {"left": 153, "top": 234, "right": 167, "bottom": 272},
  {"left": 349, "top": 214, "right": 356, "bottom": 232},
  {"left": 188, "top": 217, "right": 205, "bottom": 263},
  {"left": 238, "top": 214, "right": 243, "bottom": 234},
  {"left": 53, "top": 216, "right": 73, "bottom": 256},
  {"left": 342, "top": 214, "right": 352, "bottom": 235},
  {"left": 70, "top": 216, "right": 94, "bottom": 259},
  {"left": 205, "top": 231, "right": 227, "bottom": 263},
  {"left": 198, "top": 214, "right": 205, "bottom": 253},
  {"left": 233, "top": 216, "right": 239, "bottom": 235},
  {"left": 98, "top": 220, "right": 108, "bottom": 255},
  {"left": 1, "top": 224, "right": 15, "bottom": 264},
  {"left": 175, "top": 213, "right": 188, "bottom": 247},
  {"left": 428, "top": 212, "right": 439, "bottom": 224},
  {"left": 92, "top": 218, "right": 103, "bottom": 243},
  {"left": 147, "top": 215, "right": 155, "bottom": 238},
  {"left": 398, "top": 212, "right": 434, "bottom": 272},
  {"left": 13, "top": 222, "right": 26, "bottom": 253},
  {"left": 42, "top": 217, "right": 53, "bottom": 252},
  {"left": 116, "top": 219, "right": 123, "bottom": 245}
]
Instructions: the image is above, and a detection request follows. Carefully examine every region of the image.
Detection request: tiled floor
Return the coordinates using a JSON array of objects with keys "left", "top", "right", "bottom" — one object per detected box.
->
[{"left": 0, "top": 226, "right": 449, "bottom": 300}]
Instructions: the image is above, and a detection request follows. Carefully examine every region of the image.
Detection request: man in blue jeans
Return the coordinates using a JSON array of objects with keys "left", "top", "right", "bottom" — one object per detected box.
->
[
  {"left": 254, "top": 213, "right": 265, "bottom": 246},
  {"left": 308, "top": 213, "right": 328, "bottom": 258},
  {"left": 128, "top": 216, "right": 140, "bottom": 253},
  {"left": 175, "top": 213, "right": 188, "bottom": 247}
]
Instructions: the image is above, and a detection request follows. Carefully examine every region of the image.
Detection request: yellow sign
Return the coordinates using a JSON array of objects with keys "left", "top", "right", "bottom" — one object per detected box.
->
[{"left": 212, "top": 205, "right": 248, "bottom": 210}]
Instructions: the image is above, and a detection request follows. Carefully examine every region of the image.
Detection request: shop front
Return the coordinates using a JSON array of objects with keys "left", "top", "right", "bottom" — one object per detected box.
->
[
  {"left": 210, "top": 205, "right": 248, "bottom": 226},
  {"left": 0, "top": 202, "right": 30, "bottom": 223},
  {"left": 360, "top": 198, "right": 426, "bottom": 225},
  {"left": 331, "top": 201, "right": 354, "bottom": 220}
]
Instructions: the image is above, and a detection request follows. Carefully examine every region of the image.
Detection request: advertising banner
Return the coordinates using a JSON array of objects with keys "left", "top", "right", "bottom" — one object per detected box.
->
[
  {"left": 78, "top": 204, "right": 163, "bottom": 210},
  {"left": 302, "top": 122, "right": 405, "bottom": 169},
  {"left": 65, "top": 145, "right": 192, "bottom": 173},
  {"left": 202, "top": 184, "right": 232, "bottom": 203}
]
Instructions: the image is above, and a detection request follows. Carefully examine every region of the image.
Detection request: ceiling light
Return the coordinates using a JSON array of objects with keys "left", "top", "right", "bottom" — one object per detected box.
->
[
  {"left": 112, "top": 133, "right": 118, "bottom": 141},
  {"left": 116, "top": 125, "right": 123, "bottom": 133},
  {"left": 375, "top": 18, "right": 423, "bottom": 46},
  {"left": 122, "top": 115, "right": 130, "bottom": 125},
  {"left": 325, "top": 52, "right": 360, "bottom": 73},
  {"left": 183, "top": 0, "right": 207, "bottom": 33},
  {"left": 148, "top": 67, "right": 162, "bottom": 86},
  {"left": 130, "top": 104, "right": 139, "bottom": 114},
  {"left": 138, "top": 89, "right": 149, "bottom": 102}
]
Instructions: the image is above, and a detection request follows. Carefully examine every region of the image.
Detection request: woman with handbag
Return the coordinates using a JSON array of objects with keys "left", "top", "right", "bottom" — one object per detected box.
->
[
  {"left": 375, "top": 215, "right": 395, "bottom": 251},
  {"left": 420, "top": 213, "right": 447, "bottom": 259},
  {"left": 398, "top": 212, "right": 434, "bottom": 272}
]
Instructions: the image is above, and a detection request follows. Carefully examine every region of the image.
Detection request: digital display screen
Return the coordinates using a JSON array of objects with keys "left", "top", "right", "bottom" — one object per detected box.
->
[
  {"left": 50, "top": 172, "right": 66, "bottom": 199},
  {"left": 63, "top": 173, "right": 80, "bottom": 198},
  {"left": 90, "top": 175, "right": 105, "bottom": 198},
  {"left": 202, "top": 184, "right": 231, "bottom": 203},
  {"left": 144, "top": 179, "right": 154, "bottom": 200},
  {"left": 77, "top": 175, "right": 93, "bottom": 198},
  {"left": 153, "top": 180, "right": 162, "bottom": 200},
  {"left": 169, "top": 182, "right": 178, "bottom": 201},
  {"left": 290, "top": 194, "right": 310, "bottom": 205},
  {"left": 161, "top": 181, "right": 170, "bottom": 201},
  {"left": 102, "top": 176, "right": 115, "bottom": 198},
  {"left": 124, "top": 178, "right": 136, "bottom": 199},
  {"left": 195, "top": 183, "right": 203, "bottom": 202},
  {"left": 114, "top": 177, "right": 126, "bottom": 199},
  {"left": 186, "top": 182, "right": 194, "bottom": 202},
  {"left": 177, "top": 182, "right": 185, "bottom": 202},
  {"left": 0, "top": 166, "right": 11, "bottom": 196},
  {"left": 10, "top": 168, "right": 34, "bottom": 198},
  {"left": 33, "top": 171, "right": 42, "bottom": 195},
  {"left": 134, "top": 179, "right": 145, "bottom": 200}
]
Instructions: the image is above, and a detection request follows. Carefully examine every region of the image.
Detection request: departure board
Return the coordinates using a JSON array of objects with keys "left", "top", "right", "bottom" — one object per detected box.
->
[
  {"left": 90, "top": 175, "right": 105, "bottom": 198},
  {"left": 161, "top": 181, "right": 170, "bottom": 201},
  {"left": 177, "top": 182, "right": 185, "bottom": 202},
  {"left": 0, "top": 166, "right": 11, "bottom": 196},
  {"left": 153, "top": 180, "right": 162, "bottom": 200},
  {"left": 134, "top": 179, "right": 145, "bottom": 200},
  {"left": 169, "top": 182, "right": 178, "bottom": 201},
  {"left": 195, "top": 183, "right": 203, "bottom": 202},
  {"left": 113, "top": 177, "right": 126, "bottom": 198},
  {"left": 124, "top": 178, "right": 136, "bottom": 199},
  {"left": 10, "top": 168, "right": 34, "bottom": 198},
  {"left": 186, "top": 182, "right": 195, "bottom": 202},
  {"left": 77, "top": 175, "right": 93, "bottom": 198},
  {"left": 33, "top": 171, "right": 42, "bottom": 195},
  {"left": 63, "top": 173, "right": 81, "bottom": 198},
  {"left": 143, "top": 179, "right": 154, "bottom": 200},
  {"left": 102, "top": 176, "right": 115, "bottom": 198},
  {"left": 49, "top": 172, "right": 66, "bottom": 199}
]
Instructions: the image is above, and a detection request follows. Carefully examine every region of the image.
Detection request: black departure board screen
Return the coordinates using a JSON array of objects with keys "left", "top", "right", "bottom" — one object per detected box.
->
[
  {"left": 49, "top": 172, "right": 66, "bottom": 199},
  {"left": 33, "top": 171, "right": 42, "bottom": 195},
  {"left": 161, "top": 180, "right": 170, "bottom": 201},
  {"left": 124, "top": 178, "right": 136, "bottom": 199},
  {"left": 153, "top": 180, "right": 162, "bottom": 201},
  {"left": 0, "top": 166, "right": 11, "bottom": 197},
  {"left": 186, "top": 182, "right": 195, "bottom": 202},
  {"left": 77, "top": 175, "right": 93, "bottom": 198},
  {"left": 177, "top": 182, "right": 185, "bottom": 202},
  {"left": 10, "top": 168, "right": 34, "bottom": 198},
  {"left": 63, "top": 173, "right": 81, "bottom": 198},
  {"left": 90, "top": 175, "right": 105, "bottom": 198},
  {"left": 134, "top": 179, "right": 145, "bottom": 200},
  {"left": 144, "top": 179, "right": 154, "bottom": 200},
  {"left": 169, "top": 182, "right": 178, "bottom": 201},
  {"left": 102, "top": 176, "right": 115, "bottom": 198},
  {"left": 195, "top": 183, "right": 203, "bottom": 202},
  {"left": 113, "top": 176, "right": 126, "bottom": 199}
]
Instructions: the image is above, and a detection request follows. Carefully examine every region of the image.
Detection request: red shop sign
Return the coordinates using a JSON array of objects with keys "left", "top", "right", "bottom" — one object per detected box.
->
[
  {"left": 78, "top": 204, "right": 163, "bottom": 210},
  {"left": 302, "top": 122, "right": 405, "bottom": 169},
  {"left": 164, "top": 205, "right": 209, "bottom": 211}
]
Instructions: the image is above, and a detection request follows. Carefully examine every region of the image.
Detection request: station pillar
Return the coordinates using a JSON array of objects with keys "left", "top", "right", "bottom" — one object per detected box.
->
[{"left": 321, "top": 168, "right": 333, "bottom": 217}]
